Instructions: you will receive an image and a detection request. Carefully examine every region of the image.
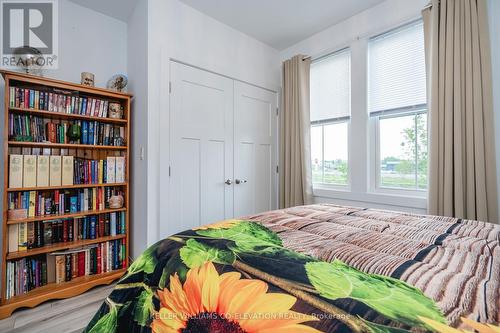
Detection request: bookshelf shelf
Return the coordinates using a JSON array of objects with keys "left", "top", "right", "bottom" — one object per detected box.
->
[
  {"left": 7, "top": 182, "right": 127, "bottom": 192},
  {"left": 7, "top": 234, "right": 127, "bottom": 260},
  {"left": 9, "top": 107, "right": 128, "bottom": 124},
  {"left": 7, "top": 207, "right": 127, "bottom": 225},
  {"left": 7, "top": 141, "right": 127, "bottom": 150},
  {"left": 1, "top": 70, "right": 131, "bottom": 319}
]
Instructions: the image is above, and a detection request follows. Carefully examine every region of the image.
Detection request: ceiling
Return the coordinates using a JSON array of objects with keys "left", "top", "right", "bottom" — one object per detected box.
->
[
  {"left": 67, "top": 0, "right": 387, "bottom": 50},
  {"left": 68, "top": 0, "right": 139, "bottom": 22},
  {"left": 179, "top": 0, "right": 386, "bottom": 50}
]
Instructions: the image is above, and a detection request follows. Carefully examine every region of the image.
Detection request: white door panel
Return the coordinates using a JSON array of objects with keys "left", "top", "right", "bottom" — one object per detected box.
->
[
  {"left": 234, "top": 82, "right": 277, "bottom": 217},
  {"left": 169, "top": 62, "right": 234, "bottom": 233}
]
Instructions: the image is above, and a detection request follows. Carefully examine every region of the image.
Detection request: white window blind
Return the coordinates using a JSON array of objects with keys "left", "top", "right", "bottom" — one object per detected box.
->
[
  {"left": 368, "top": 21, "right": 426, "bottom": 115},
  {"left": 310, "top": 49, "right": 351, "bottom": 123}
]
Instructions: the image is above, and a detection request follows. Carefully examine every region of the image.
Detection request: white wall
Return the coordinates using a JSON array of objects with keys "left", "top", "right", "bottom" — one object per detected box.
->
[
  {"left": 48, "top": 0, "right": 128, "bottom": 86},
  {"left": 489, "top": 0, "right": 500, "bottom": 214},
  {"left": 280, "top": 0, "right": 428, "bottom": 214},
  {"left": 127, "top": 0, "right": 148, "bottom": 258},
  {"left": 144, "top": 0, "right": 281, "bottom": 243}
]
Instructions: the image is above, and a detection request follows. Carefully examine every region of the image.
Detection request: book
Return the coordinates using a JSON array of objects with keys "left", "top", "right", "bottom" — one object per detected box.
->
[
  {"left": 28, "top": 191, "right": 36, "bottom": 217},
  {"left": 115, "top": 156, "right": 125, "bottom": 183},
  {"left": 55, "top": 255, "right": 65, "bottom": 283},
  {"left": 44, "top": 222, "right": 53, "bottom": 245},
  {"left": 23, "top": 155, "right": 37, "bottom": 187},
  {"left": 8, "top": 225, "right": 19, "bottom": 252},
  {"left": 88, "top": 121, "right": 94, "bottom": 145},
  {"left": 46, "top": 122, "right": 57, "bottom": 143},
  {"left": 27, "top": 222, "right": 35, "bottom": 249},
  {"left": 61, "top": 155, "right": 74, "bottom": 186},
  {"left": 46, "top": 254, "right": 56, "bottom": 283},
  {"left": 18, "top": 222, "right": 28, "bottom": 251},
  {"left": 49, "top": 155, "right": 62, "bottom": 186},
  {"left": 106, "top": 157, "right": 116, "bottom": 183},
  {"left": 82, "top": 121, "right": 88, "bottom": 145},
  {"left": 9, "top": 154, "right": 23, "bottom": 188},
  {"left": 65, "top": 254, "right": 72, "bottom": 282},
  {"left": 36, "top": 155, "right": 50, "bottom": 187},
  {"left": 72, "top": 254, "right": 78, "bottom": 278},
  {"left": 110, "top": 213, "right": 116, "bottom": 236},
  {"left": 9, "top": 87, "right": 15, "bottom": 107}
]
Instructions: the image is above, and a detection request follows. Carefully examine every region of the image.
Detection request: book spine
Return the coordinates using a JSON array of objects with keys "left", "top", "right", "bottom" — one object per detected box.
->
[{"left": 65, "top": 254, "right": 72, "bottom": 281}]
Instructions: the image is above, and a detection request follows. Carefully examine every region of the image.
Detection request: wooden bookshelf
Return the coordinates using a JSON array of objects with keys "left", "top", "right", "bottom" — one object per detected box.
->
[{"left": 0, "top": 70, "right": 131, "bottom": 319}]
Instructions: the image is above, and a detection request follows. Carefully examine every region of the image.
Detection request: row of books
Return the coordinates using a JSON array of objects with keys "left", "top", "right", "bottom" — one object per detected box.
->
[
  {"left": 9, "top": 114, "right": 125, "bottom": 146},
  {"left": 74, "top": 157, "right": 125, "bottom": 184},
  {"left": 9, "top": 87, "right": 117, "bottom": 119},
  {"left": 5, "top": 240, "right": 126, "bottom": 299},
  {"left": 8, "top": 211, "right": 126, "bottom": 252},
  {"left": 7, "top": 187, "right": 124, "bottom": 218},
  {"left": 5, "top": 255, "right": 46, "bottom": 299},
  {"left": 9, "top": 154, "right": 125, "bottom": 188}
]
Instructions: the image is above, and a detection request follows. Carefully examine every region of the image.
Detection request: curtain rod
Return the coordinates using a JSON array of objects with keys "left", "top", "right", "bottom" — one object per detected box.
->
[
  {"left": 299, "top": 2, "right": 433, "bottom": 63},
  {"left": 423, "top": 0, "right": 437, "bottom": 10}
]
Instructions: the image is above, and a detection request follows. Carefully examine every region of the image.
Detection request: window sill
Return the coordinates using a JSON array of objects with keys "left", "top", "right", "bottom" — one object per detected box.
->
[{"left": 312, "top": 186, "right": 427, "bottom": 210}]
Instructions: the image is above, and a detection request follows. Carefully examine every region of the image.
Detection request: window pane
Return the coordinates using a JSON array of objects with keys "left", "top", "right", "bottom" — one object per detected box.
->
[
  {"left": 323, "top": 122, "right": 348, "bottom": 185},
  {"left": 311, "top": 126, "right": 323, "bottom": 183},
  {"left": 310, "top": 50, "right": 351, "bottom": 122},
  {"left": 368, "top": 21, "right": 426, "bottom": 113},
  {"left": 379, "top": 114, "right": 417, "bottom": 189}
]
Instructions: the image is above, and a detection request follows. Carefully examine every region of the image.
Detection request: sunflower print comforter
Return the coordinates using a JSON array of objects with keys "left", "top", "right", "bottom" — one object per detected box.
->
[{"left": 84, "top": 204, "right": 500, "bottom": 333}]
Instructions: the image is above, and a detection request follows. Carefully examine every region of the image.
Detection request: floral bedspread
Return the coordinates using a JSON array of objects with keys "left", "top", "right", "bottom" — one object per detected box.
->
[{"left": 84, "top": 205, "right": 500, "bottom": 333}]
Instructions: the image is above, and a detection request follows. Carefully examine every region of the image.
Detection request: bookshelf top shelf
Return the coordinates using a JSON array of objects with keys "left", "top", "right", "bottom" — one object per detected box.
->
[
  {"left": 9, "top": 107, "right": 128, "bottom": 124},
  {"left": 1, "top": 70, "right": 132, "bottom": 99}
]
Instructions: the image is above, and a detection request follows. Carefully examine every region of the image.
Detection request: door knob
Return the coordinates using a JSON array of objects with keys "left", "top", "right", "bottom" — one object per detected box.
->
[
  {"left": 225, "top": 179, "right": 232, "bottom": 185},
  {"left": 235, "top": 179, "right": 247, "bottom": 184}
]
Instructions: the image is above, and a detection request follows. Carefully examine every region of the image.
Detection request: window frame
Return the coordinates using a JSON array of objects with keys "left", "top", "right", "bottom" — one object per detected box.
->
[
  {"left": 370, "top": 105, "right": 428, "bottom": 197},
  {"left": 311, "top": 117, "right": 351, "bottom": 190},
  {"left": 310, "top": 48, "right": 352, "bottom": 190},
  {"left": 367, "top": 19, "right": 428, "bottom": 197}
]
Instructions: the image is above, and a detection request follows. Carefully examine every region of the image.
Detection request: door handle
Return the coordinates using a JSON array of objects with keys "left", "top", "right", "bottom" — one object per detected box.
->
[
  {"left": 225, "top": 179, "right": 232, "bottom": 185},
  {"left": 235, "top": 179, "right": 247, "bottom": 184}
]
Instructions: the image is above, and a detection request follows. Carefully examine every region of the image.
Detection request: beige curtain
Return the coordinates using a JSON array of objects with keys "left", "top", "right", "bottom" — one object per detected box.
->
[
  {"left": 423, "top": 0, "right": 499, "bottom": 222},
  {"left": 279, "top": 55, "right": 313, "bottom": 208}
]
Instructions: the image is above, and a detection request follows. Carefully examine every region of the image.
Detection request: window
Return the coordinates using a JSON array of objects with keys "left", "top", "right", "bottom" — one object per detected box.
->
[
  {"left": 310, "top": 49, "right": 350, "bottom": 186},
  {"left": 368, "top": 20, "right": 428, "bottom": 191},
  {"left": 378, "top": 111, "right": 428, "bottom": 190}
]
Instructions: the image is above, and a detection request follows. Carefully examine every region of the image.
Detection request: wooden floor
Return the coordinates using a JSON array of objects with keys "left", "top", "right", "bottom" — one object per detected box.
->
[{"left": 0, "top": 284, "right": 115, "bottom": 333}]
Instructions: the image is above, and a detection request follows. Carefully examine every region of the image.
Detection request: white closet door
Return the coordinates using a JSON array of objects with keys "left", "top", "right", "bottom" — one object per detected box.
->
[
  {"left": 234, "top": 81, "right": 277, "bottom": 217},
  {"left": 169, "top": 62, "right": 234, "bottom": 232}
]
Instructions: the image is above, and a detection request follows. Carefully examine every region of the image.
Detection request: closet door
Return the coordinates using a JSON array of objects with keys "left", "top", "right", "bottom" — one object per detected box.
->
[
  {"left": 234, "top": 81, "right": 277, "bottom": 217},
  {"left": 169, "top": 62, "right": 234, "bottom": 232}
]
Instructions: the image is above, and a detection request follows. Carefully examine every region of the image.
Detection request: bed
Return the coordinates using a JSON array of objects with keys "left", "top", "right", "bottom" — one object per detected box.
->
[{"left": 84, "top": 204, "right": 500, "bottom": 332}]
